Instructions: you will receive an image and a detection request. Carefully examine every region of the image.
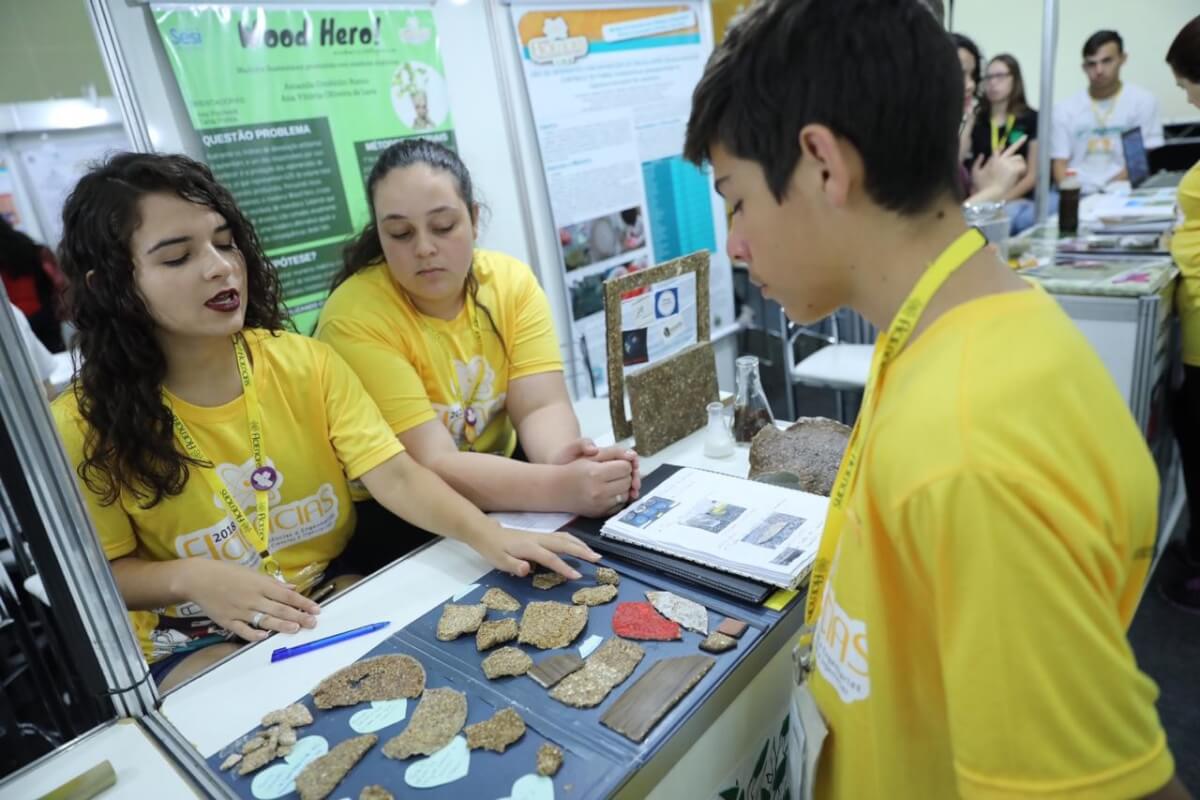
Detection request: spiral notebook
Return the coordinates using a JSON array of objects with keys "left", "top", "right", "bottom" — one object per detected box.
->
[{"left": 600, "top": 467, "right": 828, "bottom": 589}]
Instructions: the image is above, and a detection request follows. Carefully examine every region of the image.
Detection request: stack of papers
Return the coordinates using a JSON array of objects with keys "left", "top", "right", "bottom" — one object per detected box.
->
[
  {"left": 601, "top": 467, "right": 828, "bottom": 588},
  {"left": 1084, "top": 188, "right": 1177, "bottom": 225}
]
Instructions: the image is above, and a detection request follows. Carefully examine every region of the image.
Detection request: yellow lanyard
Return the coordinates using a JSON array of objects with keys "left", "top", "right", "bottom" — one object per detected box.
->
[
  {"left": 990, "top": 114, "right": 1016, "bottom": 154},
  {"left": 169, "top": 334, "right": 284, "bottom": 580},
  {"left": 802, "top": 229, "right": 987, "bottom": 636},
  {"left": 417, "top": 291, "right": 487, "bottom": 448},
  {"left": 1090, "top": 87, "right": 1122, "bottom": 133}
]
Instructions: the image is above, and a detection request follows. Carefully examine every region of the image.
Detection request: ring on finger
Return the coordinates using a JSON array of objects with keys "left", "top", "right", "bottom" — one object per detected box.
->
[
  {"left": 250, "top": 611, "right": 265, "bottom": 629},
  {"left": 614, "top": 493, "right": 625, "bottom": 505}
]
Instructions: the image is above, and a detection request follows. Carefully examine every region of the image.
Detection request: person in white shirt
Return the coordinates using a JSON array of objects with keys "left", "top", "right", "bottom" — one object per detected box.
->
[
  {"left": 7, "top": 300, "right": 71, "bottom": 399},
  {"left": 1051, "top": 30, "right": 1164, "bottom": 194}
]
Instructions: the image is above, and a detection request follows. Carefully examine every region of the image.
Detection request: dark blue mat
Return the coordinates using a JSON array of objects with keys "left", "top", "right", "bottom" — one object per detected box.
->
[{"left": 206, "top": 558, "right": 795, "bottom": 799}]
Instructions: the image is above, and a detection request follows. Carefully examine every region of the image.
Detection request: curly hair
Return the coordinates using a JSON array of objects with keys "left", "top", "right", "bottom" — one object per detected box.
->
[{"left": 58, "top": 152, "right": 289, "bottom": 508}]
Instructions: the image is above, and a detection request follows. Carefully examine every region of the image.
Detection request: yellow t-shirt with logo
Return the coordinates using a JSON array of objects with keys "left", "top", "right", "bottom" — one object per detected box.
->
[
  {"left": 810, "top": 287, "right": 1172, "bottom": 799},
  {"left": 1170, "top": 160, "right": 1200, "bottom": 365},
  {"left": 315, "top": 249, "right": 563, "bottom": 456},
  {"left": 52, "top": 329, "right": 404, "bottom": 662}
]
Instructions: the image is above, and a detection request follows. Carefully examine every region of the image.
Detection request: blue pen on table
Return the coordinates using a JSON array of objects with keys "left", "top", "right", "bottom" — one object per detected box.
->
[{"left": 271, "top": 621, "right": 390, "bottom": 663}]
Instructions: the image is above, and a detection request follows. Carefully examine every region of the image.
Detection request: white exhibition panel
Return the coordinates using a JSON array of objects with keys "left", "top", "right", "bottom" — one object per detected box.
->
[
  {"left": 1066, "top": 313, "right": 1139, "bottom": 405},
  {"left": 90, "top": 0, "right": 735, "bottom": 396}
]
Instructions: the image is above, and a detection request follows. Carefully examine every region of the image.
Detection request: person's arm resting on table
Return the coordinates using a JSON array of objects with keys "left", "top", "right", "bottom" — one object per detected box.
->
[
  {"left": 358, "top": 450, "right": 598, "bottom": 578},
  {"left": 399, "top": 396, "right": 637, "bottom": 518}
]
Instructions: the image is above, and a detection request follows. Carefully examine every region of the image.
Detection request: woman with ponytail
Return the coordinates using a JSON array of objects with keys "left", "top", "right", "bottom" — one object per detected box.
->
[{"left": 317, "top": 141, "right": 639, "bottom": 547}]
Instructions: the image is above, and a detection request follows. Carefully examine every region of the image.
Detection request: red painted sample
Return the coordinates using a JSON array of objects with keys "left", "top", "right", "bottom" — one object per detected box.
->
[{"left": 612, "top": 601, "right": 682, "bottom": 641}]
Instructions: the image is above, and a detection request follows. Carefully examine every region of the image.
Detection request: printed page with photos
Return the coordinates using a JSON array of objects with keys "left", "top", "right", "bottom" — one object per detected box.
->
[{"left": 601, "top": 467, "right": 829, "bottom": 588}]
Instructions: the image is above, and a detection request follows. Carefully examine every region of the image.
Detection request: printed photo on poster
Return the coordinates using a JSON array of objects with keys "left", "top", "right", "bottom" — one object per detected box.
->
[
  {"left": 568, "top": 255, "right": 648, "bottom": 321},
  {"left": 391, "top": 60, "right": 449, "bottom": 132},
  {"left": 560, "top": 206, "right": 646, "bottom": 270},
  {"left": 622, "top": 327, "right": 649, "bottom": 366},
  {"left": 512, "top": 3, "right": 735, "bottom": 396}
]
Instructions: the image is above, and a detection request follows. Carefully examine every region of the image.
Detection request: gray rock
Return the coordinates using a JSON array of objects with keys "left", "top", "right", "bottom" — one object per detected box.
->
[{"left": 748, "top": 417, "right": 851, "bottom": 497}]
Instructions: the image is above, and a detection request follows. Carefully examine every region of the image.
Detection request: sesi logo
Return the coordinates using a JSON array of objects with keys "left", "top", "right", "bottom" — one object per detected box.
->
[{"left": 168, "top": 28, "right": 203, "bottom": 47}]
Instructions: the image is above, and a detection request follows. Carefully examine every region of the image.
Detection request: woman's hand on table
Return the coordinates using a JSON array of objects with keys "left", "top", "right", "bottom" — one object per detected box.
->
[
  {"left": 550, "top": 437, "right": 641, "bottom": 505},
  {"left": 472, "top": 527, "right": 601, "bottom": 579},
  {"left": 179, "top": 559, "right": 320, "bottom": 642},
  {"left": 552, "top": 445, "right": 636, "bottom": 517},
  {"left": 588, "top": 444, "right": 641, "bottom": 500}
]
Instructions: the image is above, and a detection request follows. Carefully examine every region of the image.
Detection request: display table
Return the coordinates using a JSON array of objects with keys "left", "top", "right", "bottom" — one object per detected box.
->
[
  {"left": 161, "top": 402, "right": 802, "bottom": 799},
  {"left": 1011, "top": 219, "right": 1183, "bottom": 560},
  {"left": 0, "top": 718, "right": 204, "bottom": 798}
]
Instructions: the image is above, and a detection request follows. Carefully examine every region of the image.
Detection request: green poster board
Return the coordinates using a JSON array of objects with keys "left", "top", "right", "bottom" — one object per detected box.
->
[{"left": 154, "top": 6, "right": 455, "bottom": 331}]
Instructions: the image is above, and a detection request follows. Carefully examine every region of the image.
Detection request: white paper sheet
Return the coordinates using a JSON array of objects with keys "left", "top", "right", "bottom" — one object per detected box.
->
[{"left": 489, "top": 511, "right": 576, "bottom": 533}]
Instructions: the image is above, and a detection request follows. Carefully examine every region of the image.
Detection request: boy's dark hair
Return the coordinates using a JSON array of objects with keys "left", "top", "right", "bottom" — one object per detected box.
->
[
  {"left": 1167, "top": 15, "right": 1200, "bottom": 83},
  {"left": 685, "top": 0, "right": 962, "bottom": 216},
  {"left": 1083, "top": 30, "right": 1123, "bottom": 58}
]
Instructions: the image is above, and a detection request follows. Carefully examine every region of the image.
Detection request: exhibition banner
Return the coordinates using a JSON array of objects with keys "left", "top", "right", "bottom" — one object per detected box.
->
[
  {"left": 154, "top": 4, "right": 455, "bottom": 330},
  {"left": 511, "top": 3, "right": 733, "bottom": 396}
]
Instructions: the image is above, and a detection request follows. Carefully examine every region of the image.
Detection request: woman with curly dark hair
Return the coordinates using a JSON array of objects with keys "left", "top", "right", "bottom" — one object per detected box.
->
[{"left": 52, "top": 152, "right": 597, "bottom": 689}]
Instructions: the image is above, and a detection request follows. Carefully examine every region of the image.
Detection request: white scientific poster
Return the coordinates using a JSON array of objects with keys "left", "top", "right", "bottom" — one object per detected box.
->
[
  {"left": 511, "top": 3, "right": 734, "bottom": 397},
  {"left": 12, "top": 126, "right": 130, "bottom": 247}
]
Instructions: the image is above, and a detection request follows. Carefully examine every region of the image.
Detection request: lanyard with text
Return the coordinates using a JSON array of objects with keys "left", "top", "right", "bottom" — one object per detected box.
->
[
  {"left": 1090, "top": 86, "right": 1122, "bottom": 132},
  {"left": 797, "top": 229, "right": 987, "bottom": 674},
  {"left": 170, "top": 334, "right": 284, "bottom": 580},
  {"left": 417, "top": 291, "right": 486, "bottom": 449},
  {"left": 990, "top": 114, "right": 1016, "bottom": 154}
]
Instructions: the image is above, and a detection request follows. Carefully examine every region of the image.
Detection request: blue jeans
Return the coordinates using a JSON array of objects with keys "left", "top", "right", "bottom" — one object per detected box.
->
[{"left": 1008, "top": 192, "right": 1059, "bottom": 236}]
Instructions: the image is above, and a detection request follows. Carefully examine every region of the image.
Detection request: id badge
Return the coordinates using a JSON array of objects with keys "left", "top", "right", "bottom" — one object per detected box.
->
[{"left": 789, "top": 635, "right": 829, "bottom": 800}]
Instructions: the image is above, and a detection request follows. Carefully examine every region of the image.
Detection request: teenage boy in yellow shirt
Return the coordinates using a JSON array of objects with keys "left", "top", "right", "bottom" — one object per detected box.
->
[{"left": 685, "top": 1, "right": 1188, "bottom": 798}]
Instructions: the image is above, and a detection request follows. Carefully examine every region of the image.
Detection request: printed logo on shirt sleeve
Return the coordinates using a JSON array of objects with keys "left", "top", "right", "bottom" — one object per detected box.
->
[{"left": 814, "top": 585, "right": 871, "bottom": 703}]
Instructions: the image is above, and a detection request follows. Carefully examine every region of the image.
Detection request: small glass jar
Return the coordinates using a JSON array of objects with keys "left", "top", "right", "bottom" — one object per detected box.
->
[
  {"left": 963, "top": 200, "right": 1010, "bottom": 261},
  {"left": 703, "top": 401, "right": 735, "bottom": 458},
  {"left": 733, "top": 355, "right": 774, "bottom": 443}
]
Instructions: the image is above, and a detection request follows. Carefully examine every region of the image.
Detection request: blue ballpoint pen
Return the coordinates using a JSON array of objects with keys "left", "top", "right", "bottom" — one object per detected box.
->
[{"left": 270, "top": 621, "right": 390, "bottom": 663}]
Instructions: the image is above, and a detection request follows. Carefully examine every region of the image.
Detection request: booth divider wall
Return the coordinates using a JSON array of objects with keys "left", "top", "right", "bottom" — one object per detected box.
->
[{"left": 87, "top": 0, "right": 740, "bottom": 397}]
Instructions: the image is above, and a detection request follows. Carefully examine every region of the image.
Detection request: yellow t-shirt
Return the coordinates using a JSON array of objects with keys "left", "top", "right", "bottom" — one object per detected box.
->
[
  {"left": 811, "top": 287, "right": 1172, "bottom": 799},
  {"left": 52, "top": 329, "right": 404, "bottom": 662},
  {"left": 315, "top": 249, "right": 563, "bottom": 456},
  {"left": 1170, "top": 160, "right": 1200, "bottom": 365}
]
